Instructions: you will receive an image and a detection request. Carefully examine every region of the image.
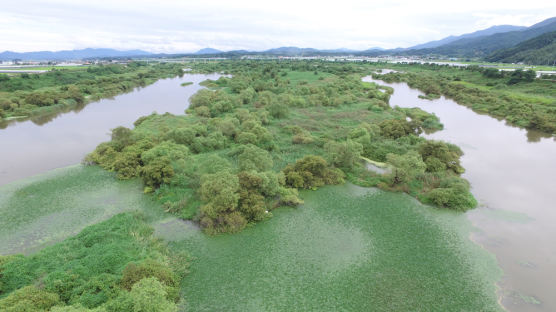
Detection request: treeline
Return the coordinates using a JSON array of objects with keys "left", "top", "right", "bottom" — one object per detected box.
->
[
  {"left": 377, "top": 64, "right": 556, "bottom": 134},
  {"left": 0, "top": 213, "right": 187, "bottom": 311},
  {"left": 84, "top": 60, "right": 476, "bottom": 234},
  {"left": 0, "top": 62, "right": 184, "bottom": 120}
]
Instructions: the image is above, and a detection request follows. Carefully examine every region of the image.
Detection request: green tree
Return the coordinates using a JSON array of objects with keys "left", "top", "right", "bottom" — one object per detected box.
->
[
  {"left": 238, "top": 144, "right": 273, "bottom": 172},
  {"left": 139, "top": 156, "right": 174, "bottom": 188},
  {"left": 128, "top": 277, "right": 177, "bottom": 312},
  {"left": 325, "top": 140, "right": 363, "bottom": 169},
  {"left": 418, "top": 141, "right": 464, "bottom": 174},
  {"left": 283, "top": 155, "right": 344, "bottom": 189},
  {"left": 0, "top": 285, "right": 60, "bottom": 312},
  {"left": 199, "top": 171, "right": 246, "bottom": 232},
  {"left": 111, "top": 126, "right": 135, "bottom": 150},
  {"left": 386, "top": 151, "right": 426, "bottom": 185},
  {"left": 379, "top": 119, "right": 414, "bottom": 139}
]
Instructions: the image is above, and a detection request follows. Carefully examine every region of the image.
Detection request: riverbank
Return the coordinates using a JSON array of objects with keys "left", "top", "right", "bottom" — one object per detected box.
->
[
  {"left": 366, "top": 74, "right": 556, "bottom": 312},
  {"left": 0, "top": 62, "right": 184, "bottom": 125},
  {"left": 0, "top": 73, "right": 222, "bottom": 185},
  {"left": 371, "top": 64, "right": 556, "bottom": 136}
]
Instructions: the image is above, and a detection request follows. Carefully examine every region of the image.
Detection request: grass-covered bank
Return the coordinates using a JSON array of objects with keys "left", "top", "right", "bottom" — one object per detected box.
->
[
  {"left": 172, "top": 184, "right": 502, "bottom": 311},
  {"left": 0, "top": 62, "right": 184, "bottom": 123},
  {"left": 373, "top": 63, "right": 556, "bottom": 135}
]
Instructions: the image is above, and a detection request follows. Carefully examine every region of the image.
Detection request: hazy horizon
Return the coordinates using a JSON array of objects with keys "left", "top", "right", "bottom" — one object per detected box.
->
[{"left": 1, "top": 0, "right": 555, "bottom": 53}]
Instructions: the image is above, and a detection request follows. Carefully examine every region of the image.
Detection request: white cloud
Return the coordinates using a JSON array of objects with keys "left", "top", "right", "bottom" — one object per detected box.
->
[{"left": 0, "top": 0, "right": 555, "bottom": 52}]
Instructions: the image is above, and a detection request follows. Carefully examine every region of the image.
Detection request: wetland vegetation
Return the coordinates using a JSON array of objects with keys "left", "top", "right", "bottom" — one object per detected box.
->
[
  {"left": 85, "top": 61, "right": 476, "bottom": 234},
  {"left": 6, "top": 59, "right": 548, "bottom": 311}
]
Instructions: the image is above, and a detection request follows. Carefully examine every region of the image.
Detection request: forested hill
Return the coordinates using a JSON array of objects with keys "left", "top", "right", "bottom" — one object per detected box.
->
[
  {"left": 397, "top": 17, "right": 556, "bottom": 58},
  {"left": 485, "top": 31, "right": 556, "bottom": 65},
  {"left": 408, "top": 25, "right": 526, "bottom": 50}
]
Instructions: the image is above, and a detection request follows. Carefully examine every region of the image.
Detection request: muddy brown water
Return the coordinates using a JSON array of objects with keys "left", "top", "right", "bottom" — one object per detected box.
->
[
  {"left": 0, "top": 73, "right": 222, "bottom": 186},
  {"left": 364, "top": 74, "right": 556, "bottom": 312}
]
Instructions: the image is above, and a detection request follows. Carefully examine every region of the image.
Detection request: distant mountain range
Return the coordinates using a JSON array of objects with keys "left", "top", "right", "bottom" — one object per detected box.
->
[
  {"left": 2, "top": 17, "right": 555, "bottom": 65},
  {"left": 0, "top": 48, "right": 151, "bottom": 61},
  {"left": 398, "top": 17, "right": 556, "bottom": 58},
  {"left": 408, "top": 25, "right": 527, "bottom": 50},
  {"left": 186, "top": 16, "right": 556, "bottom": 64}
]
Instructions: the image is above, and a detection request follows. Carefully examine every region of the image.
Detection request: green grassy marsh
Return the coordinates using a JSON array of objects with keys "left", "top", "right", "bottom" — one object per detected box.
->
[
  {"left": 0, "top": 165, "right": 162, "bottom": 255},
  {"left": 0, "top": 172, "right": 502, "bottom": 311},
  {"left": 168, "top": 184, "right": 502, "bottom": 311}
]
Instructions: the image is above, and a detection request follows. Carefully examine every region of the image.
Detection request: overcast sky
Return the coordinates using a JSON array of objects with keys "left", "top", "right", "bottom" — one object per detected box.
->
[{"left": 1, "top": 0, "right": 555, "bottom": 53}]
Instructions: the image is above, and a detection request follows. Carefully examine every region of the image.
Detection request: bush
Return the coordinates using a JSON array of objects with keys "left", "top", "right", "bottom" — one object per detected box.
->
[
  {"left": 112, "top": 150, "right": 141, "bottom": 179},
  {"left": 283, "top": 155, "right": 344, "bottom": 189},
  {"left": 268, "top": 102, "right": 289, "bottom": 118},
  {"left": 418, "top": 141, "right": 464, "bottom": 174},
  {"left": 139, "top": 157, "right": 174, "bottom": 188},
  {"left": 112, "top": 277, "right": 177, "bottom": 312},
  {"left": 199, "top": 171, "right": 246, "bottom": 233},
  {"left": 238, "top": 170, "right": 281, "bottom": 221},
  {"left": 325, "top": 140, "right": 363, "bottom": 169},
  {"left": 165, "top": 127, "right": 196, "bottom": 145},
  {"left": 111, "top": 126, "right": 135, "bottom": 150},
  {"left": 141, "top": 141, "right": 189, "bottom": 164},
  {"left": 237, "top": 144, "right": 273, "bottom": 172},
  {"left": 379, "top": 119, "right": 415, "bottom": 139},
  {"left": 120, "top": 259, "right": 179, "bottom": 302},
  {"left": 0, "top": 285, "right": 60, "bottom": 312},
  {"left": 386, "top": 151, "right": 426, "bottom": 185}
]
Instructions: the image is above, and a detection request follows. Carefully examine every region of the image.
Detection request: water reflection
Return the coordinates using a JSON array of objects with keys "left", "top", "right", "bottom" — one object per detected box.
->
[
  {"left": 0, "top": 73, "right": 222, "bottom": 185},
  {"left": 364, "top": 75, "right": 556, "bottom": 312}
]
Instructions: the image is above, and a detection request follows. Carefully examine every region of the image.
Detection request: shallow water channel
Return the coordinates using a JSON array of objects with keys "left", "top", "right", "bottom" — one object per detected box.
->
[
  {"left": 0, "top": 73, "right": 222, "bottom": 186},
  {"left": 364, "top": 74, "right": 556, "bottom": 312}
]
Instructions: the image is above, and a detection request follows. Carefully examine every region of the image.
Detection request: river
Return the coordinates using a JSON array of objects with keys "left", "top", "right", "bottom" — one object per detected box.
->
[
  {"left": 0, "top": 73, "right": 222, "bottom": 186},
  {"left": 364, "top": 74, "right": 556, "bottom": 312},
  {"left": 1, "top": 69, "right": 553, "bottom": 310}
]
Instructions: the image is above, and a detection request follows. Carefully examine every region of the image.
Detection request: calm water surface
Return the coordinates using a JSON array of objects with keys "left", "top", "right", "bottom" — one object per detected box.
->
[
  {"left": 364, "top": 74, "right": 556, "bottom": 312},
  {"left": 0, "top": 73, "right": 221, "bottom": 185}
]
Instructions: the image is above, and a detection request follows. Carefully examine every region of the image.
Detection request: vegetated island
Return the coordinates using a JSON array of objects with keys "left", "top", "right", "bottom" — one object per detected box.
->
[
  {"left": 85, "top": 60, "right": 475, "bottom": 234},
  {"left": 0, "top": 60, "right": 509, "bottom": 311}
]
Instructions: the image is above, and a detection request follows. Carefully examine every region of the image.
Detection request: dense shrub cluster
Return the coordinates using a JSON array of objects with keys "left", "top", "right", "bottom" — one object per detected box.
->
[
  {"left": 283, "top": 155, "right": 344, "bottom": 190},
  {"left": 0, "top": 213, "right": 186, "bottom": 311},
  {"left": 85, "top": 60, "right": 481, "bottom": 233}
]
